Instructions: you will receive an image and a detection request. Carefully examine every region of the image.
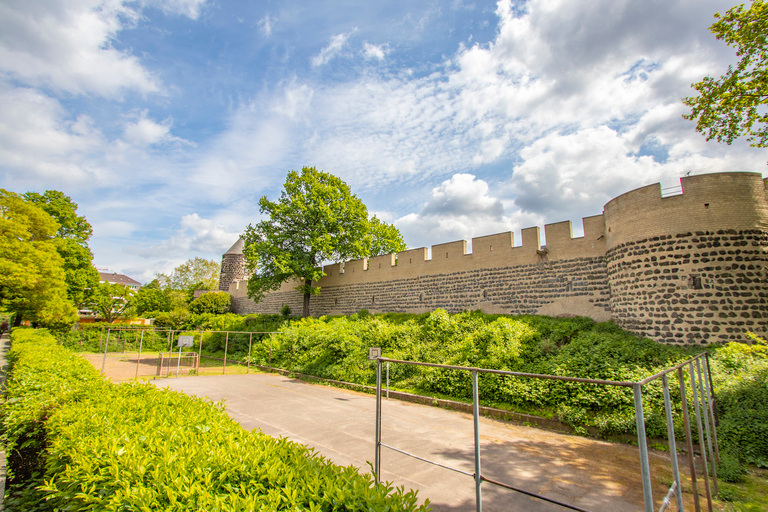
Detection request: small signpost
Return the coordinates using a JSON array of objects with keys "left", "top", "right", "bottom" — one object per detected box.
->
[{"left": 176, "top": 336, "right": 194, "bottom": 378}]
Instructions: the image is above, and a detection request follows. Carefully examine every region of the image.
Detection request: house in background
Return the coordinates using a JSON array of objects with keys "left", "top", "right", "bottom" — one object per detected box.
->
[{"left": 99, "top": 272, "right": 142, "bottom": 291}]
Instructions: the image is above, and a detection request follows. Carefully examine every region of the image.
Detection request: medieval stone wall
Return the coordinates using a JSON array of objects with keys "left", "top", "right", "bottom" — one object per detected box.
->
[{"left": 223, "top": 172, "right": 768, "bottom": 345}]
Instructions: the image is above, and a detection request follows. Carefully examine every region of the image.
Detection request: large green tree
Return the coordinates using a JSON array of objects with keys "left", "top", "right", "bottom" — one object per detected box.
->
[
  {"left": 23, "top": 190, "right": 100, "bottom": 307},
  {"left": 156, "top": 257, "right": 221, "bottom": 294},
  {"left": 0, "top": 190, "right": 78, "bottom": 327},
  {"left": 369, "top": 215, "right": 407, "bottom": 257},
  {"left": 88, "top": 282, "right": 134, "bottom": 323},
  {"left": 243, "top": 166, "right": 380, "bottom": 317},
  {"left": 683, "top": 0, "right": 768, "bottom": 147}
]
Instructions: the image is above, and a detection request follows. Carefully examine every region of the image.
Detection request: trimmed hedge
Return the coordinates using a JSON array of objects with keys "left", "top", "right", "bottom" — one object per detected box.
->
[{"left": 3, "top": 329, "right": 429, "bottom": 511}]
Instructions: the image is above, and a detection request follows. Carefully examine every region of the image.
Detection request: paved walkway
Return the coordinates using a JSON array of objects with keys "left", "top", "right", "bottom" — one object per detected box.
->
[{"left": 155, "top": 373, "right": 691, "bottom": 512}]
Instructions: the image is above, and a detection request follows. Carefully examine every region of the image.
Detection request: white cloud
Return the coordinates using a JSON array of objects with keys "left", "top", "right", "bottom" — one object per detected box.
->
[
  {"left": 396, "top": 174, "right": 528, "bottom": 249},
  {"left": 312, "top": 31, "right": 354, "bottom": 67},
  {"left": 0, "top": 0, "right": 162, "bottom": 97},
  {"left": 130, "top": 213, "right": 239, "bottom": 258},
  {"left": 0, "top": 83, "right": 105, "bottom": 185},
  {"left": 362, "top": 42, "right": 387, "bottom": 61},
  {"left": 258, "top": 14, "right": 274, "bottom": 37}
]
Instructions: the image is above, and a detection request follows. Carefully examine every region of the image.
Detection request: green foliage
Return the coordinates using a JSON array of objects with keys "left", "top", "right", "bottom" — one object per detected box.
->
[
  {"left": 3, "top": 329, "right": 429, "bottom": 511},
  {"left": 156, "top": 257, "right": 221, "bottom": 294},
  {"left": 719, "top": 450, "right": 748, "bottom": 483},
  {"left": 22, "top": 190, "right": 99, "bottom": 307},
  {"left": 189, "top": 291, "right": 232, "bottom": 315},
  {"left": 280, "top": 304, "right": 292, "bottom": 317},
  {"left": 132, "top": 286, "right": 175, "bottom": 316},
  {"left": 709, "top": 335, "right": 768, "bottom": 467},
  {"left": 0, "top": 189, "right": 78, "bottom": 328},
  {"left": 369, "top": 215, "right": 407, "bottom": 257},
  {"left": 243, "top": 167, "right": 404, "bottom": 317},
  {"left": 88, "top": 281, "right": 134, "bottom": 323},
  {"left": 683, "top": 0, "right": 768, "bottom": 148}
]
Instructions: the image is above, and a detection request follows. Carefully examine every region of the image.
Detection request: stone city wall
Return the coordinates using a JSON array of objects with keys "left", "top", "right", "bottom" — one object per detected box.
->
[{"left": 222, "top": 172, "right": 768, "bottom": 345}]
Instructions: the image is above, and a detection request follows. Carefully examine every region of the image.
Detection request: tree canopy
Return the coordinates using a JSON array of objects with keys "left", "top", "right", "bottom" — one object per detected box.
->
[
  {"left": 369, "top": 215, "right": 407, "bottom": 257},
  {"left": 156, "top": 257, "right": 221, "bottom": 293},
  {"left": 683, "top": 0, "right": 768, "bottom": 147},
  {"left": 23, "top": 190, "right": 99, "bottom": 307},
  {"left": 243, "top": 166, "right": 406, "bottom": 317},
  {"left": 0, "top": 190, "right": 78, "bottom": 328},
  {"left": 88, "top": 282, "right": 134, "bottom": 323}
]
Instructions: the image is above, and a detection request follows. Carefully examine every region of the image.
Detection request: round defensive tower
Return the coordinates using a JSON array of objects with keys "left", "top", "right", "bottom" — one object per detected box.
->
[
  {"left": 218, "top": 237, "right": 246, "bottom": 291},
  {"left": 603, "top": 172, "right": 768, "bottom": 344}
]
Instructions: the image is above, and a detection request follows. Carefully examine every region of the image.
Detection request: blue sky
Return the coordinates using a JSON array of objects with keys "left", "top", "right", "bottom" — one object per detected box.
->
[{"left": 1, "top": 0, "right": 764, "bottom": 283}]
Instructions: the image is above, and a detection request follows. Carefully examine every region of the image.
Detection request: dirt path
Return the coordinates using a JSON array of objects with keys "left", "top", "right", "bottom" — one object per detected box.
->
[{"left": 148, "top": 372, "right": 705, "bottom": 512}]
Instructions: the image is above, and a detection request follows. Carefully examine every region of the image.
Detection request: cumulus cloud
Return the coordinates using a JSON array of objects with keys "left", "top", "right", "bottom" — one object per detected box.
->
[
  {"left": 0, "top": 83, "right": 105, "bottom": 186},
  {"left": 0, "top": 0, "right": 161, "bottom": 97},
  {"left": 362, "top": 42, "right": 387, "bottom": 61},
  {"left": 396, "top": 174, "right": 529, "bottom": 249},
  {"left": 312, "top": 31, "right": 354, "bottom": 67},
  {"left": 130, "top": 213, "right": 239, "bottom": 258}
]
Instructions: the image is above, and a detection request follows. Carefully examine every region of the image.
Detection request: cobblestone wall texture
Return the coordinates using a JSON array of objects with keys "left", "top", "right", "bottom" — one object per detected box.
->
[{"left": 223, "top": 172, "right": 768, "bottom": 345}]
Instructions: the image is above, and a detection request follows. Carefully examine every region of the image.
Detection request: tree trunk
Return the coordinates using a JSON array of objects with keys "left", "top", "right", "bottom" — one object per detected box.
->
[
  {"left": 303, "top": 279, "right": 311, "bottom": 318},
  {"left": 12, "top": 313, "right": 22, "bottom": 327}
]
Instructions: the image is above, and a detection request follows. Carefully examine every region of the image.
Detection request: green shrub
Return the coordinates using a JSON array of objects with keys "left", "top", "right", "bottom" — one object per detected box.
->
[
  {"left": 717, "top": 450, "right": 746, "bottom": 483},
  {"left": 189, "top": 291, "right": 232, "bottom": 315},
  {"left": 280, "top": 304, "right": 292, "bottom": 317},
  {"left": 3, "top": 329, "right": 430, "bottom": 511}
]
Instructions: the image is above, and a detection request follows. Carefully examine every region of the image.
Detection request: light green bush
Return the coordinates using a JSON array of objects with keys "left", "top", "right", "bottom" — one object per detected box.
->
[{"left": 3, "top": 329, "right": 430, "bottom": 511}]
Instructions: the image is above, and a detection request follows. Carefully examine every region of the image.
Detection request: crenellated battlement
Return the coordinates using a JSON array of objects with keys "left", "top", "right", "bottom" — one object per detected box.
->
[{"left": 223, "top": 171, "right": 768, "bottom": 345}]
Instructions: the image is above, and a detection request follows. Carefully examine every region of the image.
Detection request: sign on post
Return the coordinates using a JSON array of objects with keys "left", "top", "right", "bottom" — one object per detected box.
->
[
  {"left": 177, "top": 336, "right": 194, "bottom": 348},
  {"left": 368, "top": 347, "right": 381, "bottom": 360}
]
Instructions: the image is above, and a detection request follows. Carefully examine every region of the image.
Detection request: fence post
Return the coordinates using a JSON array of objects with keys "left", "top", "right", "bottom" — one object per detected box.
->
[
  {"left": 135, "top": 330, "right": 144, "bottom": 379},
  {"left": 386, "top": 362, "right": 390, "bottom": 399},
  {"left": 690, "top": 363, "right": 713, "bottom": 511},
  {"left": 222, "top": 331, "right": 229, "bottom": 375},
  {"left": 197, "top": 331, "right": 203, "bottom": 376},
  {"left": 662, "top": 373, "right": 684, "bottom": 512},
  {"left": 101, "top": 328, "right": 111, "bottom": 375},
  {"left": 679, "top": 367, "right": 701, "bottom": 512},
  {"left": 375, "top": 357, "right": 382, "bottom": 484},
  {"left": 701, "top": 355, "right": 720, "bottom": 464},
  {"left": 247, "top": 333, "right": 253, "bottom": 374},
  {"left": 696, "top": 358, "right": 718, "bottom": 496},
  {"left": 269, "top": 333, "right": 273, "bottom": 368},
  {"left": 472, "top": 370, "right": 482, "bottom": 512},
  {"left": 633, "top": 383, "right": 653, "bottom": 512}
]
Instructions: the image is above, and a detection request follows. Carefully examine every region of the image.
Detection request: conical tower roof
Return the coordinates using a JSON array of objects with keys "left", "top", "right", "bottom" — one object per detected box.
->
[{"left": 224, "top": 237, "right": 244, "bottom": 255}]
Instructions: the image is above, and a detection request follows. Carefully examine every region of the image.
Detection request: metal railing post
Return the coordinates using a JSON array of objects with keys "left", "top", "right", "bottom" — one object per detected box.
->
[
  {"left": 679, "top": 367, "right": 701, "bottom": 512},
  {"left": 135, "top": 330, "right": 144, "bottom": 379},
  {"left": 222, "top": 331, "right": 229, "bottom": 374},
  {"left": 662, "top": 374, "right": 684, "bottom": 512},
  {"left": 633, "top": 383, "right": 653, "bottom": 512},
  {"left": 472, "top": 370, "right": 483, "bottom": 512},
  {"left": 247, "top": 333, "right": 253, "bottom": 374},
  {"left": 197, "top": 331, "right": 203, "bottom": 376},
  {"left": 696, "top": 358, "right": 718, "bottom": 496},
  {"left": 269, "top": 333, "right": 273, "bottom": 368},
  {"left": 701, "top": 356, "right": 720, "bottom": 464},
  {"left": 690, "top": 363, "right": 713, "bottom": 511},
  {"left": 375, "top": 357, "right": 382, "bottom": 484},
  {"left": 100, "top": 328, "right": 111, "bottom": 375},
  {"left": 386, "top": 362, "right": 390, "bottom": 399}
]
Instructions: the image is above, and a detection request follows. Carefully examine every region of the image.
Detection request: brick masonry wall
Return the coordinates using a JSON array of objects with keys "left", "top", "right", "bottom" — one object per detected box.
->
[
  {"left": 232, "top": 256, "right": 611, "bottom": 319},
  {"left": 219, "top": 254, "right": 246, "bottom": 291}
]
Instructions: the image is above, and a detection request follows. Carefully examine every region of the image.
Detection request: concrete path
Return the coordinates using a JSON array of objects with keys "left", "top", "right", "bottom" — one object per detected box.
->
[{"left": 155, "top": 373, "right": 685, "bottom": 512}]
